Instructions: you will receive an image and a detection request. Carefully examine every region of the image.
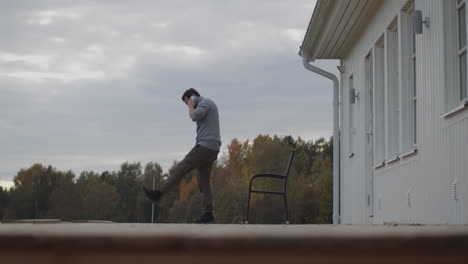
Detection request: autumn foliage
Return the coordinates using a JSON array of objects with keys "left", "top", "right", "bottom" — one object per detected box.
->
[{"left": 0, "top": 135, "right": 333, "bottom": 224}]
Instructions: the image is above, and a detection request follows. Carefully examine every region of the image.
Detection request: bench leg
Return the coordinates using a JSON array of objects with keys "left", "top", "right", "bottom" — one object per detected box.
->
[
  {"left": 283, "top": 194, "right": 289, "bottom": 224},
  {"left": 245, "top": 191, "right": 252, "bottom": 224}
]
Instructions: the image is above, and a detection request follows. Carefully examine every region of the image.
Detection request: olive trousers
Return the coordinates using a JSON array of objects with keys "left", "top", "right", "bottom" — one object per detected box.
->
[{"left": 159, "top": 145, "right": 219, "bottom": 213}]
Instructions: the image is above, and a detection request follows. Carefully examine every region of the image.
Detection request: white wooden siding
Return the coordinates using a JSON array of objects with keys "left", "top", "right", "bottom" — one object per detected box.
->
[{"left": 339, "top": 0, "right": 468, "bottom": 224}]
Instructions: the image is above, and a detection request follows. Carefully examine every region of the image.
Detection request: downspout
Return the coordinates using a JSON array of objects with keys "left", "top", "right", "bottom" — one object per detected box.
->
[{"left": 302, "top": 57, "right": 340, "bottom": 224}]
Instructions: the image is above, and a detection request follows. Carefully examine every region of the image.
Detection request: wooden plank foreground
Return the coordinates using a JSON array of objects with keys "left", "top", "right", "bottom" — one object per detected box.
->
[{"left": 0, "top": 223, "right": 468, "bottom": 264}]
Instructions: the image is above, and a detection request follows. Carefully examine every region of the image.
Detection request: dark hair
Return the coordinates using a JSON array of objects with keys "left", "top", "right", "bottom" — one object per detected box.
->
[{"left": 181, "top": 88, "right": 200, "bottom": 101}]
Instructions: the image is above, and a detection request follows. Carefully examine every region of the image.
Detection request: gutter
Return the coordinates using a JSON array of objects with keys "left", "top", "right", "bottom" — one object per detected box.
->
[{"left": 301, "top": 57, "right": 340, "bottom": 224}]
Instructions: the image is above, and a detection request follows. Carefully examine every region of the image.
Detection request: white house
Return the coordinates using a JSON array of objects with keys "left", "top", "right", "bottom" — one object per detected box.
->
[{"left": 300, "top": 0, "right": 468, "bottom": 224}]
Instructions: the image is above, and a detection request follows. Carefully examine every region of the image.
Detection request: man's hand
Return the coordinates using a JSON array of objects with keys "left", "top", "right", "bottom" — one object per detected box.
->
[
  {"left": 187, "top": 99, "right": 196, "bottom": 109},
  {"left": 187, "top": 98, "right": 196, "bottom": 119}
]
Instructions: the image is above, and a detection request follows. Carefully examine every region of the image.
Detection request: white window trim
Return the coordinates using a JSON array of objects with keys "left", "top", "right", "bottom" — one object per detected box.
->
[
  {"left": 400, "top": 148, "right": 418, "bottom": 159},
  {"left": 386, "top": 156, "right": 400, "bottom": 164},
  {"left": 457, "top": 0, "right": 467, "bottom": 102},
  {"left": 374, "top": 162, "right": 386, "bottom": 169},
  {"left": 441, "top": 100, "right": 468, "bottom": 118},
  {"left": 384, "top": 17, "right": 400, "bottom": 162},
  {"left": 399, "top": 8, "right": 418, "bottom": 156},
  {"left": 348, "top": 74, "right": 355, "bottom": 158},
  {"left": 411, "top": 16, "right": 418, "bottom": 149},
  {"left": 444, "top": 0, "right": 468, "bottom": 115},
  {"left": 373, "top": 36, "right": 386, "bottom": 167}
]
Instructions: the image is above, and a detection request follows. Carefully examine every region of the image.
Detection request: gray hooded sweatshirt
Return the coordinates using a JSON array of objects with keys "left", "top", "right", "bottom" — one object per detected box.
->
[{"left": 190, "top": 96, "right": 221, "bottom": 151}]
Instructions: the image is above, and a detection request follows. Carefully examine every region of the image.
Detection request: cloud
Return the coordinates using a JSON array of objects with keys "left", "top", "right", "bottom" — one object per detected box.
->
[
  {"left": 85, "top": 44, "right": 104, "bottom": 56},
  {"left": 0, "top": 52, "right": 54, "bottom": 69},
  {"left": 0, "top": 119, "right": 13, "bottom": 129},
  {"left": 283, "top": 28, "right": 305, "bottom": 42},
  {"left": 1, "top": 70, "right": 106, "bottom": 82},
  {"left": 142, "top": 43, "right": 205, "bottom": 57},
  {"left": 26, "top": 9, "right": 81, "bottom": 25},
  {"left": 161, "top": 45, "right": 204, "bottom": 56},
  {"left": 151, "top": 22, "right": 168, "bottom": 29},
  {"left": 0, "top": 0, "right": 336, "bottom": 180},
  {"left": 49, "top": 37, "right": 65, "bottom": 43}
]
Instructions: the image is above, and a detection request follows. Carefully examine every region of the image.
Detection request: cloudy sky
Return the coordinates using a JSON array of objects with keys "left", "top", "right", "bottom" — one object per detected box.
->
[{"left": 1, "top": 0, "right": 338, "bottom": 184}]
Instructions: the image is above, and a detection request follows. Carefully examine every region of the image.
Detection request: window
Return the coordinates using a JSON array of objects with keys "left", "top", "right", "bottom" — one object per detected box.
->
[
  {"left": 374, "top": 36, "right": 385, "bottom": 166},
  {"left": 349, "top": 75, "right": 355, "bottom": 157},
  {"left": 458, "top": 0, "right": 467, "bottom": 101},
  {"left": 400, "top": 5, "right": 417, "bottom": 154},
  {"left": 385, "top": 18, "right": 400, "bottom": 161},
  {"left": 365, "top": 53, "right": 373, "bottom": 151},
  {"left": 444, "top": 0, "right": 468, "bottom": 112},
  {"left": 412, "top": 32, "right": 417, "bottom": 145}
]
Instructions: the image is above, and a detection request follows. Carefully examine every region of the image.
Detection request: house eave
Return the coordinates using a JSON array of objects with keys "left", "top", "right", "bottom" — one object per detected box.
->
[{"left": 300, "top": 0, "right": 382, "bottom": 62}]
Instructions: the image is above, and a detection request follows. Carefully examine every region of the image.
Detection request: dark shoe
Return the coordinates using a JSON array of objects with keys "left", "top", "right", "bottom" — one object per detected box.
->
[
  {"left": 193, "top": 213, "right": 215, "bottom": 224},
  {"left": 143, "top": 187, "right": 161, "bottom": 202}
]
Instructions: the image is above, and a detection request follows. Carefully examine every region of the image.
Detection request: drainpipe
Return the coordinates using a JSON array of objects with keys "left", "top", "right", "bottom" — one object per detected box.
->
[{"left": 302, "top": 57, "right": 340, "bottom": 224}]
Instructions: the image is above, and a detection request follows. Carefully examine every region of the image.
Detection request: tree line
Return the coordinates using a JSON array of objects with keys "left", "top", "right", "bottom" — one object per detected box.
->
[{"left": 0, "top": 134, "right": 333, "bottom": 224}]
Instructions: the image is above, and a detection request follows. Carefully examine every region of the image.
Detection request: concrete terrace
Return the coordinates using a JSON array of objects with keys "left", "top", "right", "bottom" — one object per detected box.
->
[{"left": 1, "top": 223, "right": 468, "bottom": 263}]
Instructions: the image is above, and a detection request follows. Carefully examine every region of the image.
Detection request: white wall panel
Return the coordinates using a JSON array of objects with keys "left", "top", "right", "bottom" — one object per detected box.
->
[{"left": 339, "top": 0, "right": 468, "bottom": 224}]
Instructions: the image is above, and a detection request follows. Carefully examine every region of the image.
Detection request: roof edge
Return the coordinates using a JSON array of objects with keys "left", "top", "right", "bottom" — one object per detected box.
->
[{"left": 299, "top": 0, "right": 333, "bottom": 62}]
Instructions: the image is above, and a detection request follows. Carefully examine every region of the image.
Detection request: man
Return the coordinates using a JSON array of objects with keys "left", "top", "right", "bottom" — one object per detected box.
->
[{"left": 143, "top": 88, "right": 221, "bottom": 224}]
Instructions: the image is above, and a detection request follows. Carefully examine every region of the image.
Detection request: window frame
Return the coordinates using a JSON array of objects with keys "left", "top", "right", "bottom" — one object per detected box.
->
[
  {"left": 384, "top": 17, "right": 400, "bottom": 162},
  {"left": 443, "top": 0, "right": 468, "bottom": 117},
  {"left": 411, "top": 21, "right": 417, "bottom": 147},
  {"left": 373, "top": 36, "right": 386, "bottom": 168},
  {"left": 348, "top": 74, "right": 355, "bottom": 158},
  {"left": 457, "top": 0, "right": 467, "bottom": 102},
  {"left": 399, "top": 4, "right": 418, "bottom": 158}
]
